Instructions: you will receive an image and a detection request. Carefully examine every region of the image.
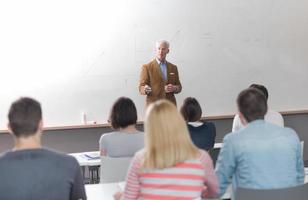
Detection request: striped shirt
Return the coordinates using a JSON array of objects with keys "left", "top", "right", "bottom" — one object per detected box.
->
[{"left": 121, "top": 150, "right": 218, "bottom": 200}]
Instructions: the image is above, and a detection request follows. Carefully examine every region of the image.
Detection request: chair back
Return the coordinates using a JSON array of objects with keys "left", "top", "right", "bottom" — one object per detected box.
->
[
  {"left": 100, "top": 156, "right": 132, "bottom": 183},
  {"left": 237, "top": 183, "right": 308, "bottom": 200}
]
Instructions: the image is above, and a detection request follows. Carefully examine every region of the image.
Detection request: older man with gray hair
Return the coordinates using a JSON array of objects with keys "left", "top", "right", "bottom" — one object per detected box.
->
[{"left": 139, "top": 40, "right": 182, "bottom": 106}]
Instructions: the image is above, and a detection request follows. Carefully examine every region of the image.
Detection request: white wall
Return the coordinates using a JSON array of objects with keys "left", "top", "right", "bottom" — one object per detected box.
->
[{"left": 0, "top": 0, "right": 308, "bottom": 129}]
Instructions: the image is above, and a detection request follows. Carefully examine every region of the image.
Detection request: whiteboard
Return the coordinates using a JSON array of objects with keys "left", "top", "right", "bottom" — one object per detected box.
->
[{"left": 0, "top": 0, "right": 308, "bottom": 129}]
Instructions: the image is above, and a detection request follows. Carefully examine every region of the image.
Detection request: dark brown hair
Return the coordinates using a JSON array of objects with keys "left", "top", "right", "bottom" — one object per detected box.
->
[
  {"left": 8, "top": 97, "right": 42, "bottom": 137},
  {"left": 180, "top": 97, "right": 202, "bottom": 122},
  {"left": 237, "top": 88, "right": 267, "bottom": 122},
  {"left": 109, "top": 97, "right": 137, "bottom": 129},
  {"left": 249, "top": 84, "right": 268, "bottom": 100}
]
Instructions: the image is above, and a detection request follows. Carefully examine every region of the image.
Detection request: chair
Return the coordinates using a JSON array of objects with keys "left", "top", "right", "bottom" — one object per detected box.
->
[
  {"left": 301, "top": 141, "right": 304, "bottom": 159},
  {"left": 208, "top": 147, "right": 221, "bottom": 167},
  {"left": 100, "top": 156, "right": 132, "bottom": 183},
  {"left": 237, "top": 183, "right": 308, "bottom": 200}
]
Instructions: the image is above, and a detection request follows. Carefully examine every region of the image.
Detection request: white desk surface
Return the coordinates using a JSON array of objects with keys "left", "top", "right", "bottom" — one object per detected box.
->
[
  {"left": 214, "top": 143, "right": 222, "bottom": 148},
  {"left": 70, "top": 143, "right": 223, "bottom": 167},
  {"left": 85, "top": 168, "right": 308, "bottom": 200},
  {"left": 85, "top": 182, "right": 121, "bottom": 200},
  {"left": 69, "top": 151, "right": 100, "bottom": 166},
  {"left": 69, "top": 151, "right": 101, "bottom": 166}
]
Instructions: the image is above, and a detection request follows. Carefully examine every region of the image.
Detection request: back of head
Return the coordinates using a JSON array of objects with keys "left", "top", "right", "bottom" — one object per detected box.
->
[
  {"left": 249, "top": 84, "right": 268, "bottom": 100},
  {"left": 237, "top": 88, "right": 268, "bottom": 123},
  {"left": 8, "top": 97, "right": 42, "bottom": 137},
  {"left": 109, "top": 97, "right": 137, "bottom": 129},
  {"left": 180, "top": 97, "right": 202, "bottom": 122},
  {"left": 144, "top": 100, "right": 198, "bottom": 169}
]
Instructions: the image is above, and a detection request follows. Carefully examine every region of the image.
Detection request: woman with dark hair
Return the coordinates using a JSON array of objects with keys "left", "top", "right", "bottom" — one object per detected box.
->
[
  {"left": 99, "top": 97, "right": 144, "bottom": 157},
  {"left": 180, "top": 97, "right": 216, "bottom": 151}
]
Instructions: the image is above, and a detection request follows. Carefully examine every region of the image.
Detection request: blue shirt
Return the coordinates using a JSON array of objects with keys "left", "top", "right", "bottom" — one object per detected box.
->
[
  {"left": 215, "top": 120, "right": 305, "bottom": 200},
  {"left": 156, "top": 58, "right": 167, "bottom": 81}
]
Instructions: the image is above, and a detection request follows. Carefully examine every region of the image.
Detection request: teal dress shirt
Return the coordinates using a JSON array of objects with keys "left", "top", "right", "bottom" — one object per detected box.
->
[{"left": 216, "top": 120, "right": 305, "bottom": 200}]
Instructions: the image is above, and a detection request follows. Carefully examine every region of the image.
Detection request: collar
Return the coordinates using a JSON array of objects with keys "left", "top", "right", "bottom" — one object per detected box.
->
[
  {"left": 247, "top": 119, "right": 265, "bottom": 126},
  {"left": 156, "top": 58, "right": 167, "bottom": 65}
]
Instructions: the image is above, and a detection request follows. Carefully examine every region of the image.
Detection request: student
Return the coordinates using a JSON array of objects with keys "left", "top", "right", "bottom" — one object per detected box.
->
[
  {"left": 115, "top": 100, "right": 218, "bottom": 200},
  {"left": 232, "top": 84, "right": 284, "bottom": 132},
  {"left": 99, "top": 97, "right": 144, "bottom": 157},
  {"left": 0, "top": 97, "right": 86, "bottom": 200},
  {"left": 216, "top": 88, "right": 304, "bottom": 200},
  {"left": 180, "top": 97, "right": 216, "bottom": 151}
]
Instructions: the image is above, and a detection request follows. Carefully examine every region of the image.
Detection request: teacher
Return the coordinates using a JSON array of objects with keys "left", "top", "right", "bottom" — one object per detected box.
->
[{"left": 139, "top": 40, "right": 182, "bottom": 106}]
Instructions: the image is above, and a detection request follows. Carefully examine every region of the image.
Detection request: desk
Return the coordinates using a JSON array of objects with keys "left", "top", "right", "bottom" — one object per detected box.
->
[
  {"left": 214, "top": 143, "right": 222, "bottom": 148},
  {"left": 85, "top": 183, "right": 119, "bottom": 200},
  {"left": 69, "top": 151, "right": 100, "bottom": 183},
  {"left": 70, "top": 143, "right": 222, "bottom": 167},
  {"left": 69, "top": 151, "right": 100, "bottom": 166},
  {"left": 71, "top": 144, "right": 222, "bottom": 184},
  {"left": 85, "top": 168, "right": 308, "bottom": 200}
]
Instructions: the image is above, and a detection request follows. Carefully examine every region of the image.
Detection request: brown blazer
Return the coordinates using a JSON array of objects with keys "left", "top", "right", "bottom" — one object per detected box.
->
[{"left": 139, "top": 59, "right": 182, "bottom": 106}]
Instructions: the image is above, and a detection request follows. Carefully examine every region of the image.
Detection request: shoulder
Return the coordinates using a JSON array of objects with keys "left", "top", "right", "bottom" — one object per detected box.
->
[
  {"left": 198, "top": 149, "right": 210, "bottom": 159},
  {"left": 281, "top": 126, "right": 299, "bottom": 139},
  {"left": 192, "top": 122, "right": 215, "bottom": 131},
  {"left": 166, "top": 61, "right": 178, "bottom": 69},
  {"left": 204, "top": 121, "right": 216, "bottom": 128},
  {"left": 45, "top": 149, "right": 78, "bottom": 162},
  {"left": 198, "top": 149, "right": 213, "bottom": 165},
  {"left": 45, "top": 150, "right": 84, "bottom": 177},
  {"left": 37, "top": 149, "right": 80, "bottom": 169},
  {"left": 222, "top": 131, "right": 239, "bottom": 146},
  {"left": 131, "top": 150, "right": 145, "bottom": 167},
  {"left": 99, "top": 131, "right": 118, "bottom": 142},
  {"left": 274, "top": 126, "right": 301, "bottom": 147},
  {"left": 127, "top": 131, "right": 145, "bottom": 141},
  {"left": 101, "top": 131, "right": 117, "bottom": 138},
  {"left": 0, "top": 149, "right": 80, "bottom": 171},
  {"left": 143, "top": 60, "right": 156, "bottom": 68}
]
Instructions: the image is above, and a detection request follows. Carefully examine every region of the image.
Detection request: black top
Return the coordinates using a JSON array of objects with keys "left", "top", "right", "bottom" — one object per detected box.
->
[
  {"left": 187, "top": 122, "right": 216, "bottom": 151},
  {"left": 0, "top": 148, "right": 86, "bottom": 200}
]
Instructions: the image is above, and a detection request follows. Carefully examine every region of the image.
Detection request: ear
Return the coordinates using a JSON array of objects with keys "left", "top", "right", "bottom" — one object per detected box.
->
[
  {"left": 7, "top": 123, "right": 14, "bottom": 136},
  {"left": 239, "top": 112, "right": 247, "bottom": 126},
  {"left": 166, "top": 48, "right": 170, "bottom": 54},
  {"left": 38, "top": 120, "right": 44, "bottom": 133}
]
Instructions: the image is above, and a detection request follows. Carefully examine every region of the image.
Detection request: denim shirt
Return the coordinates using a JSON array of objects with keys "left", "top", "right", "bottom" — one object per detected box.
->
[{"left": 215, "top": 120, "right": 305, "bottom": 200}]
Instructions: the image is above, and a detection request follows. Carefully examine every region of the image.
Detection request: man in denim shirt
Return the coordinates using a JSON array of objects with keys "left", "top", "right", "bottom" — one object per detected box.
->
[{"left": 216, "top": 88, "right": 305, "bottom": 200}]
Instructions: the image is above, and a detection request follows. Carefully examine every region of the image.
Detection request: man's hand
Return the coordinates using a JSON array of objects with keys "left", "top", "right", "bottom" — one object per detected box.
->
[
  {"left": 165, "top": 84, "right": 176, "bottom": 93},
  {"left": 144, "top": 85, "right": 152, "bottom": 95}
]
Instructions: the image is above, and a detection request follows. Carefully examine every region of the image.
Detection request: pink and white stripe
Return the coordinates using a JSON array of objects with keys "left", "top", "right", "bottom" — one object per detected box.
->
[{"left": 121, "top": 150, "right": 218, "bottom": 200}]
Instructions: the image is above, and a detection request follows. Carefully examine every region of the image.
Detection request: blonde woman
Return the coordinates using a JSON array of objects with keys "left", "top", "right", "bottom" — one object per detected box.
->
[{"left": 115, "top": 100, "right": 218, "bottom": 200}]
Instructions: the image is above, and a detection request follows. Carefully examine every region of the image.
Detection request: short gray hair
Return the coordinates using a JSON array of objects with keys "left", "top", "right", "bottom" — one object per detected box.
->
[{"left": 156, "top": 40, "right": 170, "bottom": 49}]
